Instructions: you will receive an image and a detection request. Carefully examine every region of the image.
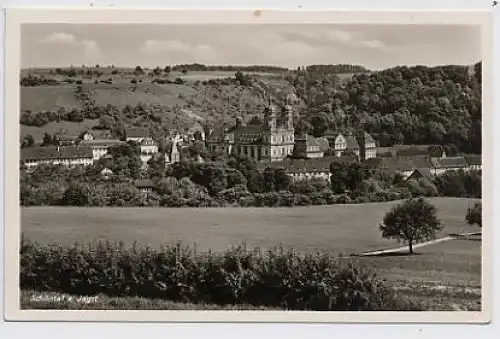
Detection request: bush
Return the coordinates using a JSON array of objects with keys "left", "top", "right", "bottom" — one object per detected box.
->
[{"left": 19, "top": 237, "right": 420, "bottom": 311}]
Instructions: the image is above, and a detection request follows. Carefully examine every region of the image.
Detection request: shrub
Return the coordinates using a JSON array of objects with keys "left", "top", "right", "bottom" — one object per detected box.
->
[{"left": 19, "top": 237, "right": 420, "bottom": 311}]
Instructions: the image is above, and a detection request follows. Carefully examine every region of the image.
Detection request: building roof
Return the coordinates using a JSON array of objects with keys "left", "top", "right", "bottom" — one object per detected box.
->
[
  {"left": 378, "top": 155, "right": 434, "bottom": 172},
  {"left": 57, "top": 135, "right": 78, "bottom": 142},
  {"left": 344, "top": 133, "right": 360, "bottom": 150},
  {"left": 316, "top": 137, "right": 330, "bottom": 152},
  {"left": 258, "top": 157, "right": 333, "bottom": 173},
  {"left": 464, "top": 154, "right": 481, "bottom": 166},
  {"left": 79, "top": 139, "right": 125, "bottom": 148},
  {"left": 140, "top": 139, "right": 158, "bottom": 146},
  {"left": 363, "top": 157, "right": 384, "bottom": 168},
  {"left": 135, "top": 180, "right": 156, "bottom": 189},
  {"left": 323, "top": 129, "right": 339, "bottom": 138},
  {"left": 21, "top": 146, "right": 93, "bottom": 161},
  {"left": 432, "top": 156, "right": 468, "bottom": 169},
  {"left": 125, "top": 127, "right": 151, "bottom": 138},
  {"left": 408, "top": 168, "right": 434, "bottom": 183},
  {"left": 364, "top": 132, "right": 375, "bottom": 144}
]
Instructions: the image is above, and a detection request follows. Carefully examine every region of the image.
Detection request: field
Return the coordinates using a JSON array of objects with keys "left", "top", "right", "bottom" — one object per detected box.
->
[
  {"left": 21, "top": 197, "right": 482, "bottom": 310},
  {"left": 22, "top": 197, "right": 479, "bottom": 254}
]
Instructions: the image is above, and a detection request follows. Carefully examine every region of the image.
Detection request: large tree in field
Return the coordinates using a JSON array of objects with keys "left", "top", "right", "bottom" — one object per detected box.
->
[
  {"left": 379, "top": 198, "right": 442, "bottom": 254},
  {"left": 465, "top": 202, "right": 482, "bottom": 228}
]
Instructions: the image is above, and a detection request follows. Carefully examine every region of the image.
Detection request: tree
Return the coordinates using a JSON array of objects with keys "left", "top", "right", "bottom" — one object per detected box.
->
[
  {"left": 465, "top": 202, "right": 482, "bottom": 227},
  {"left": 134, "top": 65, "right": 144, "bottom": 74},
  {"left": 22, "top": 134, "right": 35, "bottom": 148},
  {"left": 379, "top": 198, "right": 442, "bottom": 254}
]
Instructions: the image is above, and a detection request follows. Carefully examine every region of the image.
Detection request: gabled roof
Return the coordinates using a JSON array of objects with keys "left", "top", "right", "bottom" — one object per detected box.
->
[
  {"left": 125, "top": 127, "right": 151, "bottom": 138},
  {"left": 79, "top": 139, "right": 125, "bottom": 148},
  {"left": 433, "top": 156, "right": 468, "bottom": 168},
  {"left": 408, "top": 168, "right": 434, "bottom": 183},
  {"left": 135, "top": 180, "right": 156, "bottom": 189},
  {"left": 464, "top": 154, "right": 481, "bottom": 166},
  {"left": 316, "top": 137, "right": 330, "bottom": 152},
  {"left": 57, "top": 135, "right": 78, "bottom": 141},
  {"left": 140, "top": 138, "right": 158, "bottom": 146},
  {"left": 21, "top": 146, "right": 93, "bottom": 161},
  {"left": 363, "top": 157, "right": 384, "bottom": 168},
  {"left": 364, "top": 132, "right": 375, "bottom": 144},
  {"left": 344, "top": 134, "right": 360, "bottom": 150},
  {"left": 378, "top": 156, "right": 434, "bottom": 172}
]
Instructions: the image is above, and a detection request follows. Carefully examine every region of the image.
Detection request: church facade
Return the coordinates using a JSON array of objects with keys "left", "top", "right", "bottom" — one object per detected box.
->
[{"left": 207, "top": 102, "right": 295, "bottom": 162}]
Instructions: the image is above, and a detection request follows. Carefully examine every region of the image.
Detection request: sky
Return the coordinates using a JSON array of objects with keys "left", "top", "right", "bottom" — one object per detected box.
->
[{"left": 21, "top": 24, "right": 481, "bottom": 70}]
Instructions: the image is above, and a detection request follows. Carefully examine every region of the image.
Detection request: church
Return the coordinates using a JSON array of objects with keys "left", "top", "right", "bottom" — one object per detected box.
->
[{"left": 206, "top": 99, "right": 295, "bottom": 162}]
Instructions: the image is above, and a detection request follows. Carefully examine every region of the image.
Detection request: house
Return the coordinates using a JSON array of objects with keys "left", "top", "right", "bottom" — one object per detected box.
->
[
  {"left": 293, "top": 134, "right": 326, "bottom": 159},
  {"left": 57, "top": 135, "right": 78, "bottom": 146},
  {"left": 406, "top": 168, "right": 435, "bottom": 186},
  {"left": 135, "top": 180, "right": 156, "bottom": 195},
  {"left": 257, "top": 157, "right": 337, "bottom": 183},
  {"left": 430, "top": 156, "right": 469, "bottom": 175},
  {"left": 125, "top": 127, "right": 152, "bottom": 143},
  {"left": 464, "top": 154, "right": 482, "bottom": 171},
  {"left": 139, "top": 138, "right": 159, "bottom": 164},
  {"left": 21, "top": 146, "right": 94, "bottom": 169},
  {"left": 79, "top": 139, "right": 125, "bottom": 160},
  {"left": 206, "top": 98, "right": 295, "bottom": 162},
  {"left": 372, "top": 155, "right": 435, "bottom": 178},
  {"left": 81, "top": 130, "right": 95, "bottom": 141},
  {"left": 323, "top": 130, "right": 376, "bottom": 160},
  {"left": 183, "top": 122, "right": 206, "bottom": 141}
]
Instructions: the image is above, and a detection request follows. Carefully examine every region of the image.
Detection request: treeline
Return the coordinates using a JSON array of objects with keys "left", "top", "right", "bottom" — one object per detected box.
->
[
  {"left": 302, "top": 64, "right": 369, "bottom": 74},
  {"left": 290, "top": 63, "right": 482, "bottom": 154},
  {"left": 20, "top": 237, "right": 419, "bottom": 311},
  {"left": 20, "top": 149, "right": 481, "bottom": 207},
  {"left": 20, "top": 74, "right": 60, "bottom": 87},
  {"left": 171, "top": 63, "right": 289, "bottom": 73},
  {"left": 19, "top": 103, "right": 180, "bottom": 142}
]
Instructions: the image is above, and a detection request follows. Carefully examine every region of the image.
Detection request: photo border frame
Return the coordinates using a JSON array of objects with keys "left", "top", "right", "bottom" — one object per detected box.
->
[{"left": 3, "top": 7, "right": 493, "bottom": 323}]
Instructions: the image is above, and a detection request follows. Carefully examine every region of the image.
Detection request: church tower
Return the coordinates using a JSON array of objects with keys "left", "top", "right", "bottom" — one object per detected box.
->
[{"left": 264, "top": 93, "right": 277, "bottom": 130}]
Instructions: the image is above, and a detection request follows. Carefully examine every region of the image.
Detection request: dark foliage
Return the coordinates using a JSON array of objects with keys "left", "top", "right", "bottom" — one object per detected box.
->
[{"left": 20, "top": 237, "right": 421, "bottom": 311}]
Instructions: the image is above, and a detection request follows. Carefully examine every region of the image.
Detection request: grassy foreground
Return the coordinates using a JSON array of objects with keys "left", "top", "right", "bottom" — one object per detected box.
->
[{"left": 21, "top": 290, "right": 276, "bottom": 310}]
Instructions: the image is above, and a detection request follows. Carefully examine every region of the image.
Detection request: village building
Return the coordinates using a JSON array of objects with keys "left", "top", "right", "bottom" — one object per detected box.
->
[
  {"left": 293, "top": 135, "right": 330, "bottom": 159},
  {"left": 21, "top": 146, "right": 94, "bottom": 169},
  {"left": 324, "top": 130, "right": 376, "bottom": 160},
  {"left": 134, "top": 180, "right": 156, "bottom": 195},
  {"left": 79, "top": 139, "right": 125, "bottom": 160},
  {"left": 125, "top": 127, "right": 153, "bottom": 143},
  {"left": 139, "top": 138, "right": 159, "bottom": 164},
  {"left": 464, "top": 155, "right": 482, "bottom": 171},
  {"left": 430, "top": 156, "right": 470, "bottom": 175},
  {"left": 406, "top": 168, "right": 435, "bottom": 186},
  {"left": 57, "top": 135, "right": 78, "bottom": 146}
]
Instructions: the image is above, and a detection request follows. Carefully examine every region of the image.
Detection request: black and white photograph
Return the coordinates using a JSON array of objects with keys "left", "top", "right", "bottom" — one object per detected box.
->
[{"left": 2, "top": 8, "right": 492, "bottom": 322}]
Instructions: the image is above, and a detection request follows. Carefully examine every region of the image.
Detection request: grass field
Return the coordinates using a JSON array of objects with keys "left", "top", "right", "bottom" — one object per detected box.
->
[
  {"left": 20, "top": 197, "right": 482, "bottom": 310},
  {"left": 22, "top": 198, "right": 479, "bottom": 254}
]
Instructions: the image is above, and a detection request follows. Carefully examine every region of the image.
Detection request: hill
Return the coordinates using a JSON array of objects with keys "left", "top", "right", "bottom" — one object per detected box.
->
[{"left": 20, "top": 68, "right": 302, "bottom": 139}]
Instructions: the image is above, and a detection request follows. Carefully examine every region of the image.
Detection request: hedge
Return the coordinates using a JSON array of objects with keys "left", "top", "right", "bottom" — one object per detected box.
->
[{"left": 20, "top": 237, "right": 421, "bottom": 311}]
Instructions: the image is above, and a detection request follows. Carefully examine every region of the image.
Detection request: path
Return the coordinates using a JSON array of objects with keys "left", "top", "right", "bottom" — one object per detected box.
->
[{"left": 356, "top": 232, "right": 481, "bottom": 257}]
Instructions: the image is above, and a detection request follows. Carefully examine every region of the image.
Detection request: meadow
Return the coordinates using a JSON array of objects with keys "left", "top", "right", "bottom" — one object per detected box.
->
[
  {"left": 21, "top": 197, "right": 482, "bottom": 310},
  {"left": 22, "top": 197, "right": 479, "bottom": 253}
]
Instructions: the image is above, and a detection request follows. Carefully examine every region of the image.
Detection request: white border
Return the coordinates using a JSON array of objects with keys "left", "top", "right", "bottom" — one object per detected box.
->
[{"left": 3, "top": 8, "right": 493, "bottom": 323}]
